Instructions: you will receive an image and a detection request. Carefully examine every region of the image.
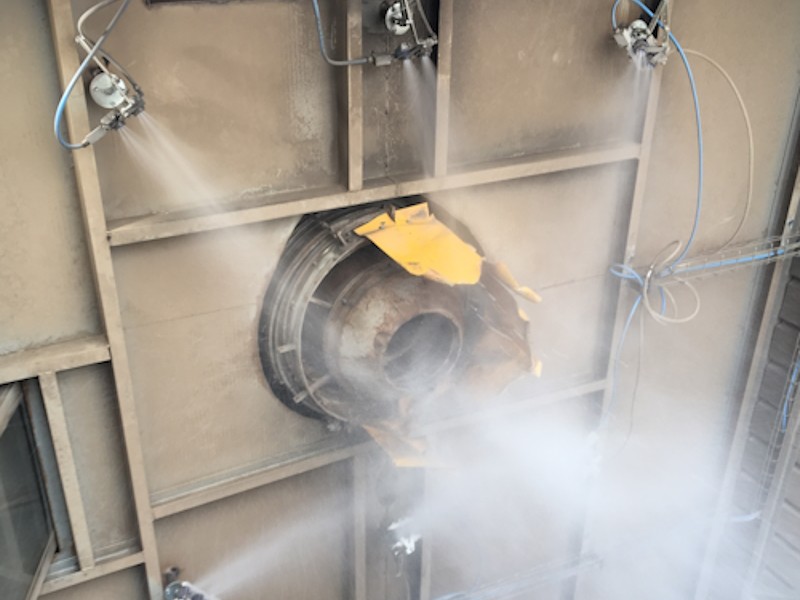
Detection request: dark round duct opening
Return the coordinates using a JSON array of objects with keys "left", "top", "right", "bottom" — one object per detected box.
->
[
  {"left": 258, "top": 200, "right": 533, "bottom": 432},
  {"left": 383, "top": 312, "right": 460, "bottom": 392}
]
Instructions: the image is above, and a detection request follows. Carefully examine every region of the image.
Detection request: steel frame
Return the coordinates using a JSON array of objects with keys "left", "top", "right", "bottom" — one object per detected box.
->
[{"left": 31, "top": 1, "right": 644, "bottom": 598}]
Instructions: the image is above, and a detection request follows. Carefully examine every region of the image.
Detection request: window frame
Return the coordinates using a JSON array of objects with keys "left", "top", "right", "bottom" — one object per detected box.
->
[{"left": 0, "top": 383, "right": 57, "bottom": 600}]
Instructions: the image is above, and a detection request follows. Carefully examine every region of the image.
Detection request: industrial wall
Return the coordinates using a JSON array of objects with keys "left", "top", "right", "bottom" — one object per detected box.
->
[{"left": 1, "top": 0, "right": 799, "bottom": 599}]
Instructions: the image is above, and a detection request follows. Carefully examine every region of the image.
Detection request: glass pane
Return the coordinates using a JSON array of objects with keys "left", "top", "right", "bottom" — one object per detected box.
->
[{"left": 0, "top": 408, "right": 51, "bottom": 600}]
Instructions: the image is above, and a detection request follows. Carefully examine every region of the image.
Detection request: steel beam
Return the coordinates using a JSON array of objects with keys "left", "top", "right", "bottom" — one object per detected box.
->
[
  {"left": 596, "top": 69, "right": 662, "bottom": 428},
  {"left": 106, "top": 141, "right": 640, "bottom": 246},
  {"left": 150, "top": 441, "right": 374, "bottom": 519},
  {"left": 352, "top": 454, "right": 368, "bottom": 600},
  {"left": 27, "top": 535, "right": 56, "bottom": 600},
  {"left": 418, "top": 466, "right": 434, "bottom": 600},
  {"left": 23, "top": 379, "right": 75, "bottom": 559},
  {"left": 45, "top": 2, "right": 163, "bottom": 596},
  {"left": 38, "top": 372, "right": 95, "bottom": 571},
  {"left": 0, "top": 336, "right": 109, "bottom": 386},
  {"left": 433, "top": 0, "right": 454, "bottom": 177},
  {"left": 414, "top": 378, "right": 607, "bottom": 437},
  {"left": 40, "top": 551, "right": 146, "bottom": 595},
  {"left": 569, "top": 68, "right": 663, "bottom": 600},
  {"left": 337, "top": 0, "right": 364, "bottom": 191},
  {"left": 149, "top": 378, "right": 603, "bottom": 522}
]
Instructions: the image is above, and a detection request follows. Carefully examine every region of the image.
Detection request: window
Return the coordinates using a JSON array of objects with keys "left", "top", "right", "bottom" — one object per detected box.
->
[{"left": 0, "top": 384, "right": 53, "bottom": 600}]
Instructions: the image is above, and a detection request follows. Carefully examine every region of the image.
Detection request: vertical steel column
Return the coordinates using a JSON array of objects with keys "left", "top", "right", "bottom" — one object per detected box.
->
[
  {"left": 569, "top": 69, "right": 663, "bottom": 600},
  {"left": 38, "top": 372, "right": 95, "bottom": 571},
  {"left": 433, "top": 0, "right": 453, "bottom": 178},
  {"left": 598, "top": 69, "right": 662, "bottom": 415},
  {"left": 352, "top": 455, "right": 368, "bottom": 600},
  {"left": 336, "top": 0, "right": 365, "bottom": 191},
  {"left": 418, "top": 467, "right": 434, "bottom": 600},
  {"left": 45, "top": 3, "right": 163, "bottom": 597}
]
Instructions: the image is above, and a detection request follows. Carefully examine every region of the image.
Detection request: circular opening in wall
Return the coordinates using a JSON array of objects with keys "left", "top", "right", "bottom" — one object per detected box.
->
[
  {"left": 383, "top": 312, "right": 461, "bottom": 391},
  {"left": 259, "top": 200, "right": 533, "bottom": 429}
]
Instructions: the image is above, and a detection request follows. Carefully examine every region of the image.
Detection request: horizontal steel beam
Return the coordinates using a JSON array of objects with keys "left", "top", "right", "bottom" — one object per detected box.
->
[
  {"left": 150, "top": 378, "right": 605, "bottom": 521},
  {"left": 151, "top": 441, "right": 374, "bottom": 520},
  {"left": 107, "top": 142, "right": 640, "bottom": 247},
  {"left": 414, "top": 378, "right": 607, "bottom": 436},
  {"left": 40, "top": 550, "right": 145, "bottom": 595},
  {"left": 0, "top": 336, "right": 110, "bottom": 386}
]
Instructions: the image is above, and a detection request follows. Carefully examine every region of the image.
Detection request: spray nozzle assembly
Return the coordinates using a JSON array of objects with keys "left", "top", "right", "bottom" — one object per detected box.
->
[
  {"left": 312, "top": 0, "right": 437, "bottom": 68},
  {"left": 613, "top": 0, "right": 670, "bottom": 68},
  {"left": 163, "top": 567, "right": 215, "bottom": 600},
  {"left": 383, "top": 1, "right": 412, "bottom": 36},
  {"left": 54, "top": 0, "right": 144, "bottom": 150}
]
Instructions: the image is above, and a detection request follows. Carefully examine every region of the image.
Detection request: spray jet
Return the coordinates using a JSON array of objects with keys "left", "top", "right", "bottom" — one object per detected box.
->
[{"left": 164, "top": 567, "right": 217, "bottom": 600}]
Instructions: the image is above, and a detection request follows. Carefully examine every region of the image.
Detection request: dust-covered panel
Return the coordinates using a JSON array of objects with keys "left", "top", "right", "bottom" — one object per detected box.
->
[
  {"left": 155, "top": 463, "right": 353, "bottom": 600},
  {"left": 60, "top": 365, "right": 139, "bottom": 556},
  {"left": 73, "top": 0, "right": 341, "bottom": 222},
  {"left": 0, "top": 0, "right": 100, "bottom": 355},
  {"left": 44, "top": 567, "right": 149, "bottom": 600},
  {"left": 112, "top": 220, "right": 345, "bottom": 494},
  {"left": 448, "top": 0, "right": 645, "bottom": 168}
]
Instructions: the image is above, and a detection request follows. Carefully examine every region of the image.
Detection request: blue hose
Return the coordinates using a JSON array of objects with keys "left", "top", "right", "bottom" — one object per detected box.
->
[
  {"left": 606, "top": 0, "right": 704, "bottom": 421},
  {"left": 602, "top": 294, "right": 642, "bottom": 426},
  {"left": 611, "top": 0, "right": 704, "bottom": 271},
  {"left": 54, "top": 0, "right": 132, "bottom": 150}
]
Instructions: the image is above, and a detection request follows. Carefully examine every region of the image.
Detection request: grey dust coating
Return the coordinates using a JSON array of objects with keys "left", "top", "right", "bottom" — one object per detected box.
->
[{"left": 2, "top": 0, "right": 800, "bottom": 599}]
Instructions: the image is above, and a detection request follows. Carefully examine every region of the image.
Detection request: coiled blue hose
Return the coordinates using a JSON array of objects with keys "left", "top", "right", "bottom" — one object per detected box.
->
[{"left": 612, "top": 0, "right": 704, "bottom": 271}]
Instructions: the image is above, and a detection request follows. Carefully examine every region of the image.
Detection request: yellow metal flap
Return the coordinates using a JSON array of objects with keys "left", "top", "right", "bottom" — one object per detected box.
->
[
  {"left": 363, "top": 423, "right": 432, "bottom": 468},
  {"left": 355, "top": 203, "right": 483, "bottom": 286},
  {"left": 489, "top": 261, "right": 543, "bottom": 304}
]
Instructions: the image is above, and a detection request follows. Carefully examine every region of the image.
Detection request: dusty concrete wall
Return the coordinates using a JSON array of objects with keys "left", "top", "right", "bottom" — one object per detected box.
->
[{"left": 0, "top": 0, "right": 99, "bottom": 354}]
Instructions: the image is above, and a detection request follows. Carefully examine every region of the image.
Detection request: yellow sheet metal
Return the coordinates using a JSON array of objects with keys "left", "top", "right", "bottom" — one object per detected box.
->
[
  {"left": 355, "top": 203, "right": 483, "bottom": 286},
  {"left": 363, "top": 423, "right": 432, "bottom": 468},
  {"left": 490, "top": 261, "right": 543, "bottom": 304}
]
